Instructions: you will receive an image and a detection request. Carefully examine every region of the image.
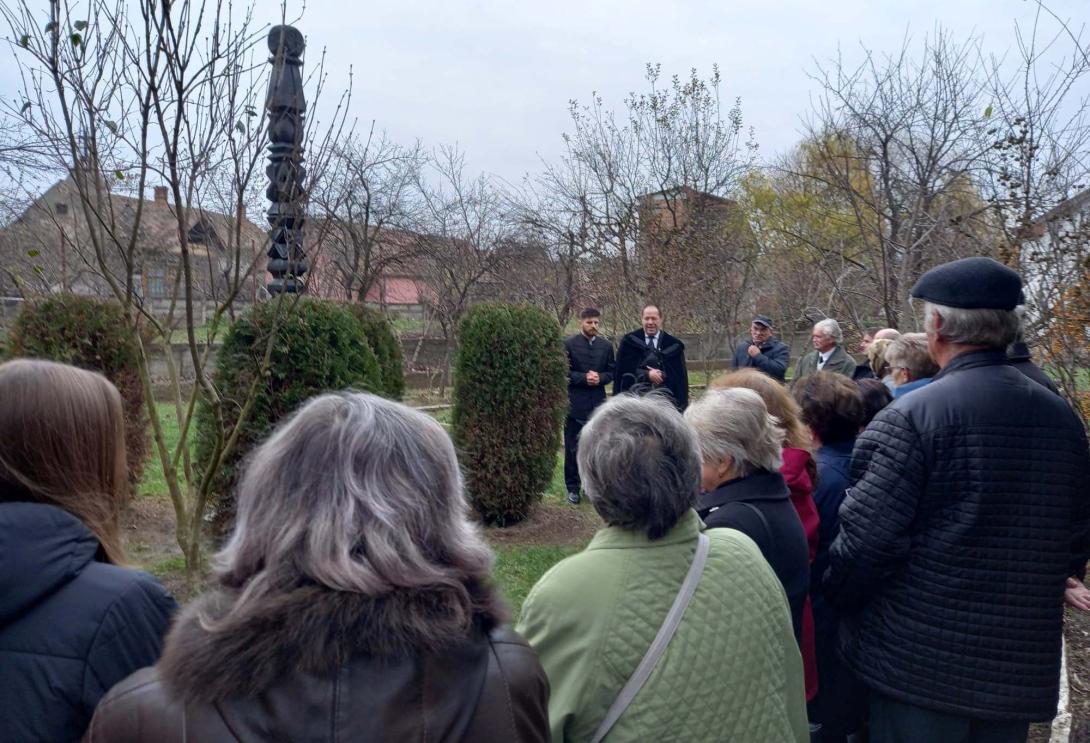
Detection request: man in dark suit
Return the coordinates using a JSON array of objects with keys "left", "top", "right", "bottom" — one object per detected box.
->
[
  {"left": 613, "top": 304, "right": 688, "bottom": 411},
  {"left": 730, "top": 314, "right": 791, "bottom": 383},
  {"left": 563, "top": 308, "right": 616, "bottom": 504}
]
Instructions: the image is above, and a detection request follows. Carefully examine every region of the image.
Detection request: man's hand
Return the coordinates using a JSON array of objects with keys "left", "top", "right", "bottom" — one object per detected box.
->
[
  {"left": 1065, "top": 577, "right": 1090, "bottom": 611},
  {"left": 648, "top": 368, "right": 665, "bottom": 385},
  {"left": 586, "top": 371, "right": 599, "bottom": 386},
  {"left": 747, "top": 344, "right": 761, "bottom": 359}
]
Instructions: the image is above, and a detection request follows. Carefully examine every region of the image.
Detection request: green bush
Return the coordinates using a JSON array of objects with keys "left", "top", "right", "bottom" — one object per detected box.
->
[
  {"left": 349, "top": 305, "right": 404, "bottom": 399},
  {"left": 452, "top": 304, "right": 568, "bottom": 525},
  {"left": 194, "top": 297, "right": 382, "bottom": 528},
  {"left": 7, "top": 294, "right": 149, "bottom": 490}
]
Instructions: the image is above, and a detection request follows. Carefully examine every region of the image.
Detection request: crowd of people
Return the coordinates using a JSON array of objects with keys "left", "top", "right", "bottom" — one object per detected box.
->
[{"left": 1, "top": 256, "right": 1087, "bottom": 742}]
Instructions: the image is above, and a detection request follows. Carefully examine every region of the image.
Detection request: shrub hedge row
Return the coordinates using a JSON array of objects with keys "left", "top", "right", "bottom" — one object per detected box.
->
[
  {"left": 193, "top": 297, "right": 388, "bottom": 528},
  {"left": 7, "top": 295, "right": 149, "bottom": 491},
  {"left": 452, "top": 303, "right": 568, "bottom": 525}
]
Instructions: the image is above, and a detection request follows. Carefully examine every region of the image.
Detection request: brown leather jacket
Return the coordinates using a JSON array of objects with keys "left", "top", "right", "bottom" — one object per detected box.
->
[{"left": 85, "top": 584, "right": 549, "bottom": 742}]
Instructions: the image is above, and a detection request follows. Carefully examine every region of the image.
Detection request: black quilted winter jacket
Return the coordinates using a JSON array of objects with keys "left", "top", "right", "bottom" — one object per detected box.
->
[{"left": 824, "top": 350, "right": 1090, "bottom": 722}]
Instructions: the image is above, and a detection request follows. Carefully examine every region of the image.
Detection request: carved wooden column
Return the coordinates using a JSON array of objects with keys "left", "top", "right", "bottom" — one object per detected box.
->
[{"left": 265, "top": 25, "right": 307, "bottom": 294}]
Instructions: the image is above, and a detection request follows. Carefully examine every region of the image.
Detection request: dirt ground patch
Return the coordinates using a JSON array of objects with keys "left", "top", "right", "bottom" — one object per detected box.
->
[
  {"left": 1068, "top": 607, "right": 1090, "bottom": 742},
  {"left": 121, "top": 496, "right": 204, "bottom": 599},
  {"left": 483, "top": 501, "right": 599, "bottom": 547},
  {"left": 123, "top": 493, "right": 600, "bottom": 596}
]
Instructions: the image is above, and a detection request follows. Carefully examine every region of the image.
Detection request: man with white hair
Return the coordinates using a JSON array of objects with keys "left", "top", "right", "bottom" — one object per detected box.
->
[
  {"left": 824, "top": 257, "right": 1090, "bottom": 742},
  {"left": 793, "top": 319, "right": 856, "bottom": 381}
]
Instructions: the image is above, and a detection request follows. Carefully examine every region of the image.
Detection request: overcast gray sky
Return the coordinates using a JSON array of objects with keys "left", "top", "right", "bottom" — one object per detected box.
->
[
  {"left": 1, "top": 0, "right": 1084, "bottom": 187},
  {"left": 261, "top": 0, "right": 1086, "bottom": 184}
]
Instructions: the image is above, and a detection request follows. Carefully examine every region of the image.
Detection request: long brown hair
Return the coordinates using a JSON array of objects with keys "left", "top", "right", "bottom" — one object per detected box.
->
[
  {"left": 709, "top": 368, "right": 813, "bottom": 454},
  {"left": 0, "top": 359, "right": 129, "bottom": 564}
]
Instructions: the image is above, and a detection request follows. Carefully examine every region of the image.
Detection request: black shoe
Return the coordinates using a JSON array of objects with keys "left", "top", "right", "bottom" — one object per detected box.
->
[{"left": 567, "top": 491, "right": 581, "bottom": 505}]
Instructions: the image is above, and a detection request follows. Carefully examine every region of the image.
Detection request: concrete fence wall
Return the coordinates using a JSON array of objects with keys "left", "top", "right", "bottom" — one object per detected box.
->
[{"left": 142, "top": 331, "right": 814, "bottom": 393}]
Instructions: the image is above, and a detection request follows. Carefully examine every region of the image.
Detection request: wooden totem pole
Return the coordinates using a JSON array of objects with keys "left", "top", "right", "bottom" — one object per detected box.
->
[{"left": 265, "top": 25, "right": 307, "bottom": 294}]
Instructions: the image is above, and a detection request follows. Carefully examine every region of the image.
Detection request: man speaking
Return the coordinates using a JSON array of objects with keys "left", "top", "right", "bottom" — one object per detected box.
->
[
  {"left": 614, "top": 304, "right": 688, "bottom": 411},
  {"left": 731, "top": 314, "right": 791, "bottom": 383}
]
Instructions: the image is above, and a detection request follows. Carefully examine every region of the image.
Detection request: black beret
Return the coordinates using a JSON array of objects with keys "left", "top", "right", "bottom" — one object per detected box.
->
[{"left": 910, "top": 257, "right": 1022, "bottom": 310}]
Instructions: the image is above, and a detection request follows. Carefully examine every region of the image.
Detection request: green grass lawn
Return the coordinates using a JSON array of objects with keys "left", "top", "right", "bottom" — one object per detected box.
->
[
  {"left": 494, "top": 545, "right": 579, "bottom": 621},
  {"left": 139, "top": 403, "right": 188, "bottom": 496}
]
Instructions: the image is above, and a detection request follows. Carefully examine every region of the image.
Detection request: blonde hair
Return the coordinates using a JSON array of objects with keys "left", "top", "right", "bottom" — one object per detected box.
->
[
  {"left": 709, "top": 368, "right": 812, "bottom": 453},
  {"left": 0, "top": 359, "right": 129, "bottom": 564},
  {"left": 866, "top": 338, "right": 894, "bottom": 377}
]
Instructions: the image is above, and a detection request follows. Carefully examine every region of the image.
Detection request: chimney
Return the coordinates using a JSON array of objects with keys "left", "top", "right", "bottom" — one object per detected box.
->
[{"left": 153, "top": 186, "right": 168, "bottom": 205}]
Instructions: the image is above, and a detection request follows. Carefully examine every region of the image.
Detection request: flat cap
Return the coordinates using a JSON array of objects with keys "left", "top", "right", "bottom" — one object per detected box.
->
[
  {"left": 752, "top": 314, "right": 773, "bottom": 328},
  {"left": 910, "top": 257, "right": 1022, "bottom": 310}
]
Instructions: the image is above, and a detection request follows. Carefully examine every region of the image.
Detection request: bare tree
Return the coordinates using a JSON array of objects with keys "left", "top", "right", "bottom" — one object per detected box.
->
[
  {"left": 983, "top": 4, "right": 1090, "bottom": 421},
  {"left": 2, "top": 0, "right": 349, "bottom": 581},
  {"left": 562, "top": 65, "right": 758, "bottom": 315},
  {"left": 786, "top": 30, "right": 1002, "bottom": 329},
  {"left": 409, "top": 145, "right": 510, "bottom": 391},
  {"left": 308, "top": 126, "right": 425, "bottom": 302},
  {"left": 504, "top": 156, "right": 599, "bottom": 327}
]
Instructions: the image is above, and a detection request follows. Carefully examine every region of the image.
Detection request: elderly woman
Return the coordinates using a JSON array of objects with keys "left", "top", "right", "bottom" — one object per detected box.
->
[
  {"left": 518, "top": 394, "right": 807, "bottom": 743},
  {"left": 886, "top": 332, "right": 939, "bottom": 398},
  {"left": 709, "top": 369, "right": 819, "bottom": 699},
  {"left": 866, "top": 337, "right": 895, "bottom": 390},
  {"left": 88, "top": 393, "right": 549, "bottom": 742},
  {"left": 792, "top": 372, "right": 869, "bottom": 743},
  {"left": 685, "top": 388, "right": 811, "bottom": 648}
]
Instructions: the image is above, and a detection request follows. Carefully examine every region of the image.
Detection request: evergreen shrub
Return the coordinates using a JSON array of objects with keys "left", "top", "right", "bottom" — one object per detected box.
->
[
  {"left": 8, "top": 294, "right": 149, "bottom": 490},
  {"left": 194, "top": 297, "right": 381, "bottom": 528},
  {"left": 452, "top": 304, "right": 567, "bottom": 525},
  {"left": 349, "top": 305, "right": 404, "bottom": 399}
]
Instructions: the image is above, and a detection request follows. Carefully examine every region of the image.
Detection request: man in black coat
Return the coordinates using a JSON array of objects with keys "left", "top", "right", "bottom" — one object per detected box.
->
[
  {"left": 613, "top": 304, "right": 688, "bottom": 411},
  {"left": 730, "top": 314, "right": 791, "bottom": 383},
  {"left": 824, "top": 257, "right": 1090, "bottom": 743},
  {"left": 563, "top": 308, "right": 615, "bottom": 504}
]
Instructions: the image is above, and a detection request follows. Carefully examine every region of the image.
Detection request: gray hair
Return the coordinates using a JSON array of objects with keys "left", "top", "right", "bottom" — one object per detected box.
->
[
  {"left": 813, "top": 318, "right": 843, "bottom": 343},
  {"left": 885, "top": 332, "right": 938, "bottom": 380},
  {"left": 684, "top": 388, "right": 784, "bottom": 478},
  {"left": 924, "top": 302, "right": 1019, "bottom": 349},
  {"left": 211, "top": 392, "right": 493, "bottom": 627},
  {"left": 1012, "top": 304, "right": 1027, "bottom": 344},
  {"left": 577, "top": 392, "right": 700, "bottom": 540}
]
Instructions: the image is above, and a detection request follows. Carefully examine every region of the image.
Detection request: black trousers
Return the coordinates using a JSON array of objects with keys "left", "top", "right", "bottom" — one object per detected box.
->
[
  {"left": 869, "top": 692, "right": 1030, "bottom": 743},
  {"left": 807, "top": 633, "right": 867, "bottom": 741},
  {"left": 563, "top": 415, "right": 586, "bottom": 494}
]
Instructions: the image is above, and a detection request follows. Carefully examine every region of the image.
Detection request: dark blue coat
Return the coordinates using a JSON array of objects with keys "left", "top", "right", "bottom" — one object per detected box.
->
[
  {"left": 730, "top": 338, "right": 791, "bottom": 383},
  {"left": 811, "top": 439, "right": 854, "bottom": 642},
  {"left": 824, "top": 351, "right": 1090, "bottom": 721},
  {"left": 0, "top": 502, "right": 177, "bottom": 741}
]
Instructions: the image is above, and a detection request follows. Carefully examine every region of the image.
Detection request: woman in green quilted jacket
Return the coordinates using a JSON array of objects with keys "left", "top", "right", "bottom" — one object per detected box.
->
[{"left": 517, "top": 394, "right": 808, "bottom": 743}]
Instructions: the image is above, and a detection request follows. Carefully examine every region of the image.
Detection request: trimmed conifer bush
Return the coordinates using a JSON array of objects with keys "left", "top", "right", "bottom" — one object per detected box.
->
[
  {"left": 349, "top": 305, "right": 404, "bottom": 399},
  {"left": 452, "top": 303, "right": 567, "bottom": 525},
  {"left": 7, "top": 294, "right": 149, "bottom": 491},
  {"left": 194, "top": 297, "right": 382, "bottom": 528}
]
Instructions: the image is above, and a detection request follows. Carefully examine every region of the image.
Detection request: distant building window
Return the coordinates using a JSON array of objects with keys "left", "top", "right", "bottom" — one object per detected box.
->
[
  {"left": 55, "top": 203, "right": 68, "bottom": 215},
  {"left": 147, "top": 267, "right": 167, "bottom": 299},
  {"left": 188, "top": 222, "right": 207, "bottom": 244}
]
